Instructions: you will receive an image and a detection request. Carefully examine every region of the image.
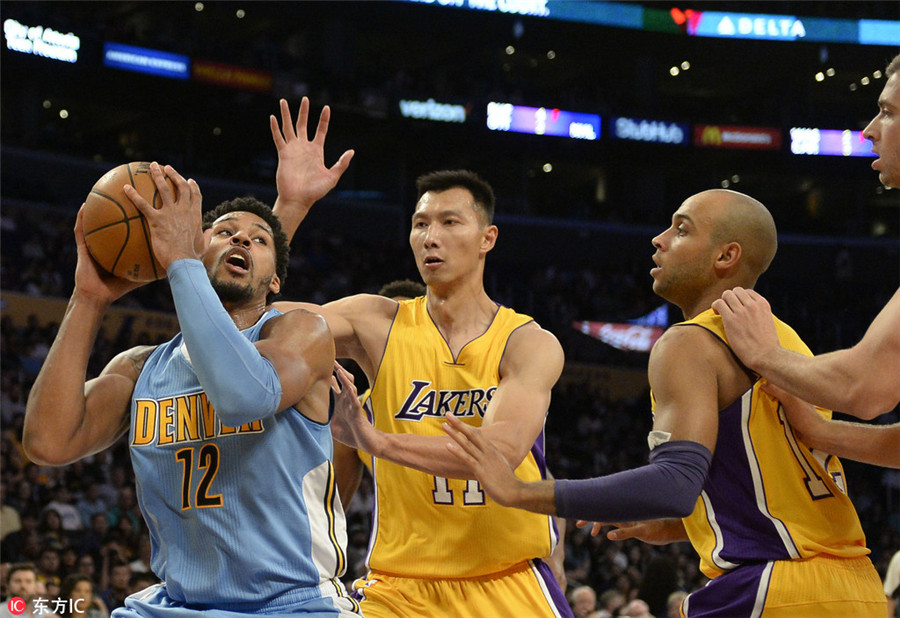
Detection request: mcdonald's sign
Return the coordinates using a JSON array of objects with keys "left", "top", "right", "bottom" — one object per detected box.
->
[{"left": 693, "top": 124, "right": 782, "bottom": 150}]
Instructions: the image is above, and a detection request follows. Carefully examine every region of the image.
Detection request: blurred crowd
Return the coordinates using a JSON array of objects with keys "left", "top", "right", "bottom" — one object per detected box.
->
[{"left": 2, "top": 199, "right": 897, "bottom": 617}]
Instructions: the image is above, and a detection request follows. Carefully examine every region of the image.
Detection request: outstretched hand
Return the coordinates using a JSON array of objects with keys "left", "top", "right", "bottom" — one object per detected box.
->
[
  {"left": 712, "top": 287, "right": 779, "bottom": 370},
  {"left": 442, "top": 413, "right": 525, "bottom": 508},
  {"left": 330, "top": 361, "right": 375, "bottom": 451},
  {"left": 270, "top": 97, "right": 354, "bottom": 236},
  {"left": 73, "top": 205, "right": 145, "bottom": 304},
  {"left": 575, "top": 518, "right": 687, "bottom": 545}
]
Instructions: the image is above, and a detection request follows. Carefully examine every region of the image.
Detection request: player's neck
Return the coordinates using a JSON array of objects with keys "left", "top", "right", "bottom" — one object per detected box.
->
[
  {"left": 425, "top": 282, "right": 497, "bottom": 336},
  {"left": 225, "top": 302, "right": 269, "bottom": 330},
  {"left": 679, "top": 286, "right": 732, "bottom": 321}
]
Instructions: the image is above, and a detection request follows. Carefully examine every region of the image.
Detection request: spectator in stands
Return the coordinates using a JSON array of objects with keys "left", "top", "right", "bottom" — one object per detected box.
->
[
  {"left": 127, "top": 572, "right": 158, "bottom": 597},
  {"left": 43, "top": 486, "right": 83, "bottom": 532},
  {"left": 73, "top": 513, "right": 110, "bottom": 563},
  {"left": 104, "top": 487, "right": 140, "bottom": 533},
  {"left": 36, "top": 546, "right": 62, "bottom": 590},
  {"left": 665, "top": 591, "right": 687, "bottom": 618},
  {"left": 37, "top": 509, "right": 66, "bottom": 548},
  {"left": 596, "top": 589, "right": 625, "bottom": 618},
  {"left": 569, "top": 585, "right": 601, "bottom": 618},
  {"left": 75, "top": 482, "right": 108, "bottom": 529},
  {"left": 74, "top": 554, "right": 98, "bottom": 587},
  {"left": 127, "top": 536, "right": 151, "bottom": 575},
  {"left": 0, "top": 482, "right": 22, "bottom": 541},
  {"left": 99, "top": 562, "right": 130, "bottom": 614},
  {"left": 59, "top": 573, "right": 109, "bottom": 618},
  {"left": 0, "top": 562, "right": 59, "bottom": 618},
  {"left": 620, "top": 598, "right": 654, "bottom": 618}
]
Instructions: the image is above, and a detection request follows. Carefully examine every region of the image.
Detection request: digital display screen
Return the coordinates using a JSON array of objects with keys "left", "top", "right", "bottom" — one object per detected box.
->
[
  {"left": 611, "top": 116, "right": 689, "bottom": 145},
  {"left": 103, "top": 42, "right": 189, "bottom": 79},
  {"left": 487, "top": 102, "right": 600, "bottom": 140},
  {"left": 790, "top": 128, "right": 875, "bottom": 157},
  {"left": 694, "top": 125, "right": 782, "bottom": 150},
  {"left": 690, "top": 12, "right": 808, "bottom": 40},
  {"left": 4, "top": 18, "right": 80, "bottom": 63}
]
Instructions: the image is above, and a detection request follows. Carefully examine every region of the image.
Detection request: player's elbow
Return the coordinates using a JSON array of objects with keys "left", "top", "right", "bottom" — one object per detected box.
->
[
  {"left": 22, "top": 431, "right": 77, "bottom": 467},
  {"left": 669, "top": 492, "right": 700, "bottom": 518},
  {"left": 213, "top": 398, "right": 275, "bottom": 428},
  {"left": 844, "top": 382, "right": 898, "bottom": 419}
]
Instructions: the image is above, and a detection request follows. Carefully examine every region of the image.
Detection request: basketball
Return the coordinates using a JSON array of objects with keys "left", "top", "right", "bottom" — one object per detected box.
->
[{"left": 82, "top": 161, "right": 174, "bottom": 282}]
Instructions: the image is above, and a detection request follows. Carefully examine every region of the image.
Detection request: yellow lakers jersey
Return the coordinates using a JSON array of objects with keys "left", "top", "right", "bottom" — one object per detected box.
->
[
  {"left": 364, "top": 297, "right": 558, "bottom": 578},
  {"left": 656, "top": 309, "right": 870, "bottom": 580}
]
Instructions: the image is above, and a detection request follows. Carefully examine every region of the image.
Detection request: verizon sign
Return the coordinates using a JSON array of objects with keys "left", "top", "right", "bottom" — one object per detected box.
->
[{"left": 693, "top": 125, "right": 782, "bottom": 150}]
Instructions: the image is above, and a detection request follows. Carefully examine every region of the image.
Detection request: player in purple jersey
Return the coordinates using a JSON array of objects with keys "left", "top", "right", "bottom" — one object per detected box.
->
[{"left": 444, "top": 188, "right": 886, "bottom": 617}]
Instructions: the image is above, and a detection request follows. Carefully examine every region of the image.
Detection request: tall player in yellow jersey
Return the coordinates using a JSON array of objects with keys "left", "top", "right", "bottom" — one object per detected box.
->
[
  {"left": 443, "top": 189, "right": 886, "bottom": 617},
  {"left": 269, "top": 100, "right": 571, "bottom": 618}
]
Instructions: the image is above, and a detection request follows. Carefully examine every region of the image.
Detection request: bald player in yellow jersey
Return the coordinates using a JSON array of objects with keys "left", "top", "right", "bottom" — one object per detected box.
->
[
  {"left": 269, "top": 100, "right": 572, "bottom": 618},
  {"left": 443, "top": 190, "right": 886, "bottom": 618}
]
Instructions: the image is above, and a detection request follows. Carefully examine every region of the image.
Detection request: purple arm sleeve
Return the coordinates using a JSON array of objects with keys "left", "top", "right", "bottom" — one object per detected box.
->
[{"left": 554, "top": 440, "right": 712, "bottom": 521}]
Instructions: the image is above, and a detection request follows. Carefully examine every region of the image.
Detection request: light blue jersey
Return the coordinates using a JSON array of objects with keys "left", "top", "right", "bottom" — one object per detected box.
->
[{"left": 125, "top": 309, "right": 358, "bottom": 616}]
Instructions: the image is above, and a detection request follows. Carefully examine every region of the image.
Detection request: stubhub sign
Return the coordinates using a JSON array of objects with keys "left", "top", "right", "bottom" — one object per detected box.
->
[{"left": 612, "top": 117, "right": 688, "bottom": 145}]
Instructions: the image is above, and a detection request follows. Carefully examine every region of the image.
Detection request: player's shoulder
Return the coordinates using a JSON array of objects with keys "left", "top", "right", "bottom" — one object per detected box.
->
[
  {"left": 651, "top": 322, "right": 727, "bottom": 366},
  {"left": 504, "top": 321, "right": 564, "bottom": 366},
  {"left": 104, "top": 344, "right": 158, "bottom": 380},
  {"left": 264, "top": 305, "right": 331, "bottom": 340}
]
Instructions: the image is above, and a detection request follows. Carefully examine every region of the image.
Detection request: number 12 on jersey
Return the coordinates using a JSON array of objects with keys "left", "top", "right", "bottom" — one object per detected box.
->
[{"left": 175, "top": 444, "right": 224, "bottom": 510}]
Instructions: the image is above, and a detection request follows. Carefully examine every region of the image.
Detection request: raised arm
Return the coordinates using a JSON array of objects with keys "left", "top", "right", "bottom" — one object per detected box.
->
[
  {"left": 274, "top": 294, "right": 396, "bottom": 378},
  {"left": 24, "top": 207, "right": 146, "bottom": 466},
  {"left": 713, "top": 287, "right": 900, "bottom": 418},
  {"left": 270, "top": 97, "right": 354, "bottom": 241},
  {"left": 332, "top": 324, "right": 564, "bottom": 479}
]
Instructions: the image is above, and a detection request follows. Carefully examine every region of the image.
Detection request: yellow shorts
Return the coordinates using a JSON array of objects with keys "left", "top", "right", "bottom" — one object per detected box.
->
[
  {"left": 353, "top": 560, "right": 572, "bottom": 618},
  {"left": 683, "top": 554, "right": 886, "bottom": 617}
]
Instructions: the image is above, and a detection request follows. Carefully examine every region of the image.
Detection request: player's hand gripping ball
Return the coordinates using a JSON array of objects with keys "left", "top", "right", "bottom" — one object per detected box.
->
[{"left": 82, "top": 161, "right": 175, "bottom": 282}]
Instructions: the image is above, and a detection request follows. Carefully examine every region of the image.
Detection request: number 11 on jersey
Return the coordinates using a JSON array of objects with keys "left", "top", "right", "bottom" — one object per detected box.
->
[{"left": 432, "top": 476, "right": 486, "bottom": 506}]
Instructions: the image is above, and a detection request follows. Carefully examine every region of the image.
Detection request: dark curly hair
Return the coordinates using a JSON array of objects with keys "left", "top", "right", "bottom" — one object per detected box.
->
[{"left": 202, "top": 197, "right": 289, "bottom": 299}]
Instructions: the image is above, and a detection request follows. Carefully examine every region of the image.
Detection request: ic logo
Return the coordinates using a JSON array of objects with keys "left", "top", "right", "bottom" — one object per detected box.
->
[{"left": 7, "top": 596, "right": 26, "bottom": 615}]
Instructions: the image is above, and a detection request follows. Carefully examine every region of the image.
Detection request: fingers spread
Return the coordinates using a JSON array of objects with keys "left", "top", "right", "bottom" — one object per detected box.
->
[
  {"left": 313, "top": 105, "right": 331, "bottom": 145},
  {"left": 295, "top": 96, "right": 310, "bottom": 138}
]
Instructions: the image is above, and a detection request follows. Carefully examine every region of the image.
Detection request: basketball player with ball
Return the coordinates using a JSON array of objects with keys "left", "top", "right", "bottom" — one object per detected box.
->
[{"left": 24, "top": 99, "right": 360, "bottom": 617}]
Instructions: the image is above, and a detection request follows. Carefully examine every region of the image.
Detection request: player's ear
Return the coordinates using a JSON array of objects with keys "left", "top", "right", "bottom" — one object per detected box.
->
[
  {"left": 715, "top": 241, "right": 741, "bottom": 272},
  {"left": 480, "top": 225, "right": 498, "bottom": 255},
  {"left": 268, "top": 273, "right": 281, "bottom": 296}
]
